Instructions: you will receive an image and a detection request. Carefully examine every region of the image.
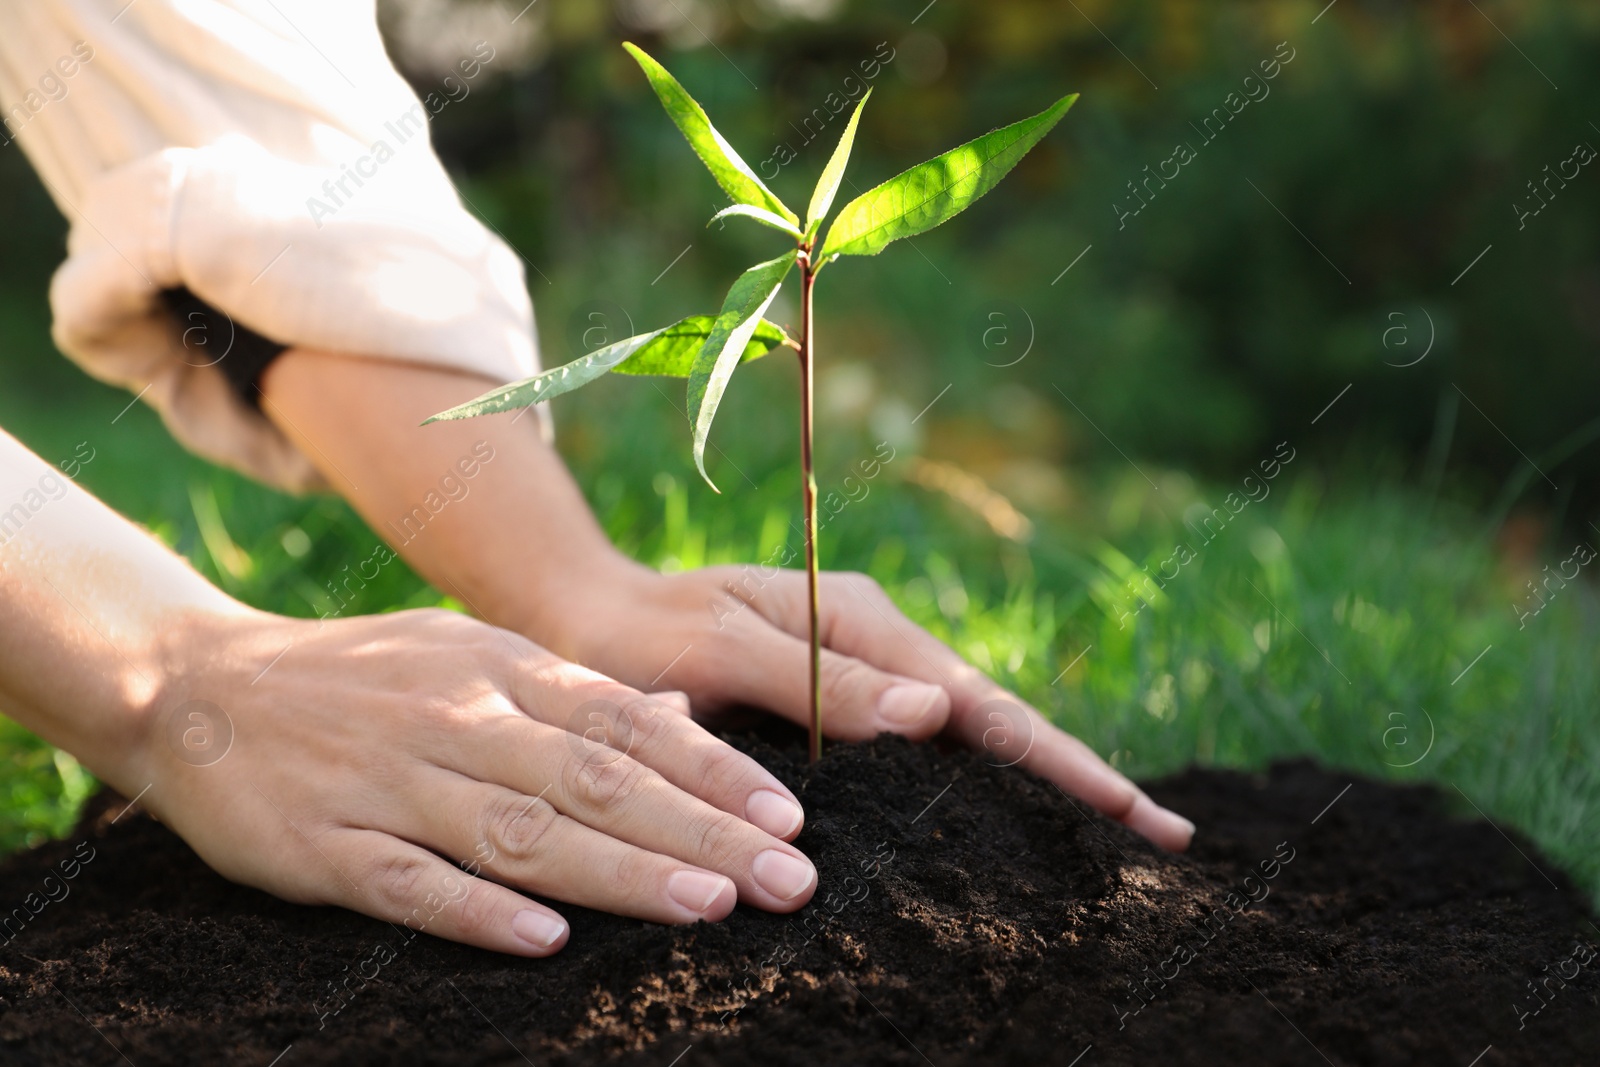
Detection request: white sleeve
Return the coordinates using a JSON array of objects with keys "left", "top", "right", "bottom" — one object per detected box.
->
[{"left": 0, "top": 0, "right": 543, "bottom": 492}]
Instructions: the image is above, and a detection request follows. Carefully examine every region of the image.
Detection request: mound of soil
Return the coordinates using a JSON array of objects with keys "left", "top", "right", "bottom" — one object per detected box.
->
[{"left": 0, "top": 733, "right": 1595, "bottom": 1066}]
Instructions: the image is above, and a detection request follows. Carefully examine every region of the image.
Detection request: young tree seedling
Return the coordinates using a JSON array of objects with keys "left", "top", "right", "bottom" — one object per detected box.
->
[{"left": 428, "top": 43, "right": 1076, "bottom": 763}]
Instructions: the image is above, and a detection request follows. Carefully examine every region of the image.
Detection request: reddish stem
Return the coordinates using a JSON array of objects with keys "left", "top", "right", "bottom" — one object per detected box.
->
[{"left": 797, "top": 249, "right": 821, "bottom": 763}]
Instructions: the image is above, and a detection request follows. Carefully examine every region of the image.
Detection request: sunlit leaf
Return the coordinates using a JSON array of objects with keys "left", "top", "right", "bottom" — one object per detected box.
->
[
  {"left": 709, "top": 203, "right": 805, "bottom": 239},
  {"left": 616, "top": 315, "right": 793, "bottom": 377},
  {"left": 805, "top": 89, "right": 871, "bottom": 239},
  {"left": 820, "top": 93, "right": 1078, "bottom": 259},
  {"left": 623, "top": 42, "right": 799, "bottom": 227},
  {"left": 423, "top": 315, "right": 794, "bottom": 423},
  {"left": 424, "top": 327, "right": 671, "bottom": 422},
  {"left": 688, "top": 254, "right": 795, "bottom": 490}
]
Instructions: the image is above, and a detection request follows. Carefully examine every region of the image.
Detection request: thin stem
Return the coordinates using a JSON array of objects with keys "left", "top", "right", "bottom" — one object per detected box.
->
[{"left": 797, "top": 249, "right": 822, "bottom": 763}]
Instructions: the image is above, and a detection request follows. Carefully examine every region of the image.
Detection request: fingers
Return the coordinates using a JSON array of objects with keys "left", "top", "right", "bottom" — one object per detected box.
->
[
  {"left": 396, "top": 770, "right": 738, "bottom": 925},
  {"left": 948, "top": 699, "right": 1194, "bottom": 851},
  {"left": 506, "top": 672, "right": 806, "bottom": 841},
  {"left": 444, "top": 713, "right": 817, "bottom": 912},
  {"left": 1125, "top": 793, "right": 1195, "bottom": 852},
  {"left": 711, "top": 617, "right": 950, "bottom": 741},
  {"left": 328, "top": 827, "right": 571, "bottom": 957}
]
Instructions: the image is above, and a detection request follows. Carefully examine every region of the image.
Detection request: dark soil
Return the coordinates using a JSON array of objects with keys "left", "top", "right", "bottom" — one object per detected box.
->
[{"left": 0, "top": 733, "right": 1595, "bottom": 1066}]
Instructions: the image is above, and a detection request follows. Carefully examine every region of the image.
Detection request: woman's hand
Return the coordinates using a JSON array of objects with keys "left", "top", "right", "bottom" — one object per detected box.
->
[
  {"left": 3, "top": 426, "right": 815, "bottom": 957},
  {"left": 549, "top": 566, "right": 1196, "bottom": 852},
  {"left": 133, "top": 607, "right": 815, "bottom": 956}
]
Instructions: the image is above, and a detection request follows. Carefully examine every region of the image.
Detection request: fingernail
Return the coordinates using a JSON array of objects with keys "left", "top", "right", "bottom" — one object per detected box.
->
[
  {"left": 752, "top": 849, "right": 816, "bottom": 901},
  {"left": 746, "top": 789, "right": 804, "bottom": 838},
  {"left": 876, "top": 683, "right": 943, "bottom": 728},
  {"left": 1146, "top": 805, "right": 1196, "bottom": 849},
  {"left": 667, "top": 870, "right": 732, "bottom": 916},
  {"left": 511, "top": 909, "right": 567, "bottom": 948}
]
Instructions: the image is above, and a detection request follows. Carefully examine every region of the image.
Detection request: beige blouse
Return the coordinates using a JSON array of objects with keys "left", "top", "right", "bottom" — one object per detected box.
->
[{"left": 0, "top": 0, "right": 541, "bottom": 491}]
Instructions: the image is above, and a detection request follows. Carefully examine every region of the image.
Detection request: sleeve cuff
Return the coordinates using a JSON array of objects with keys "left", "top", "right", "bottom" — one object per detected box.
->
[{"left": 48, "top": 138, "right": 544, "bottom": 493}]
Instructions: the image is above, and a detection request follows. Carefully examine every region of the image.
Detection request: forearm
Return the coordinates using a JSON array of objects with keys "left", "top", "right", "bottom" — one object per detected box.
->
[
  {"left": 258, "top": 349, "right": 640, "bottom": 655},
  {"left": 0, "top": 428, "right": 246, "bottom": 786}
]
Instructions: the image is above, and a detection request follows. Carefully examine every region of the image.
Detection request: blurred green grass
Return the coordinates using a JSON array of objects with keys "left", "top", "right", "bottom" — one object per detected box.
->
[{"left": 1, "top": 324, "right": 1594, "bottom": 907}]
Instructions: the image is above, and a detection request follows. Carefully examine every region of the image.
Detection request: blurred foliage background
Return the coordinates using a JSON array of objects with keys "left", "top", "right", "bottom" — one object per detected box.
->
[
  {"left": 0, "top": 0, "right": 1597, "bottom": 897},
  {"left": 394, "top": 0, "right": 1600, "bottom": 521}
]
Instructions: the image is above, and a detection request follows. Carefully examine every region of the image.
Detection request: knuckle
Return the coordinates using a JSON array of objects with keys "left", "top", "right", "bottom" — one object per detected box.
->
[
  {"left": 689, "top": 744, "right": 747, "bottom": 801},
  {"left": 367, "top": 850, "right": 433, "bottom": 916},
  {"left": 410, "top": 692, "right": 459, "bottom": 726},
  {"left": 519, "top": 654, "right": 576, "bottom": 696},
  {"left": 619, "top": 694, "right": 671, "bottom": 747},
  {"left": 451, "top": 878, "right": 498, "bottom": 936},
  {"left": 1101, "top": 785, "right": 1141, "bottom": 824},
  {"left": 484, "top": 793, "right": 559, "bottom": 864},
  {"left": 567, "top": 749, "right": 649, "bottom": 811},
  {"left": 564, "top": 694, "right": 637, "bottom": 757},
  {"left": 821, "top": 656, "right": 873, "bottom": 709},
  {"left": 610, "top": 848, "right": 660, "bottom": 899},
  {"left": 700, "top": 564, "right": 744, "bottom": 593},
  {"left": 689, "top": 812, "right": 743, "bottom": 868}
]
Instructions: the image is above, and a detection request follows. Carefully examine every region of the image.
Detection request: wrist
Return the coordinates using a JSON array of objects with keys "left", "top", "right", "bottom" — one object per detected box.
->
[
  {"left": 500, "top": 547, "right": 660, "bottom": 662},
  {"left": 123, "top": 604, "right": 279, "bottom": 787}
]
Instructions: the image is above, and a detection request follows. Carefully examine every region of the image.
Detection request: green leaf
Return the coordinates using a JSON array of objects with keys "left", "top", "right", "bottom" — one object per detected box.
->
[
  {"left": 688, "top": 254, "right": 795, "bottom": 490},
  {"left": 623, "top": 42, "right": 799, "bottom": 227},
  {"left": 423, "top": 316, "right": 793, "bottom": 423},
  {"left": 616, "top": 315, "right": 792, "bottom": 377},
  {"left": 709, "top": 203, "right": 805, "bottom": 239},
  {"left": 820, "top": 93, "right": 1078, "bottom": 259},
  {"left": 805, "top": 89, "right": 871, "bottom": 238},
  {"left": 423, "top": 327, "right": 672, "bottom": 422}
]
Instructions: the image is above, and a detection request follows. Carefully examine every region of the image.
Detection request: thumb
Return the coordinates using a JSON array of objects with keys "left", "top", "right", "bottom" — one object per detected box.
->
[
  {"left": 818, "top": 648, "right": 952, "bottom": 741},
  {"left": 717, "top": 622, "right": 951, "bottom": 741}
]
